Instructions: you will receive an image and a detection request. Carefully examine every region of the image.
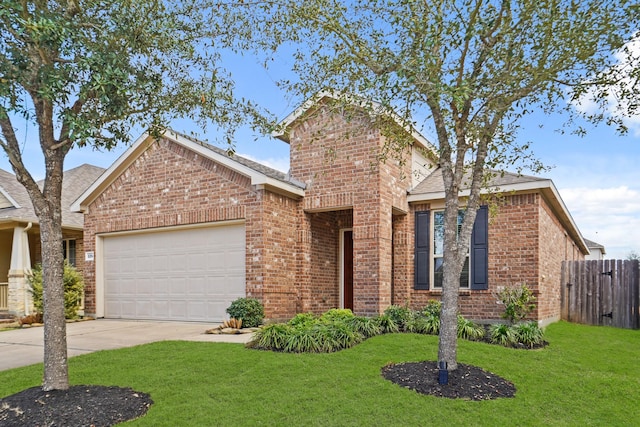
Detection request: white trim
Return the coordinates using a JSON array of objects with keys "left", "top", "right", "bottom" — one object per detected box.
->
[
  {"left": 339, "top": 228, "right": 353, "bottom": 310},
  {"left": 0, "top": 185, "right": 21, "bottom": 208},
  {"left": 407, "top": 179, "right": 555, "bottom": 203}
]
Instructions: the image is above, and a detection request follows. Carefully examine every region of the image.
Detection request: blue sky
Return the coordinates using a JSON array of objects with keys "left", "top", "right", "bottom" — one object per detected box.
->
[{"left": 4, "top": 51, "right": 640, "bottom": 260}]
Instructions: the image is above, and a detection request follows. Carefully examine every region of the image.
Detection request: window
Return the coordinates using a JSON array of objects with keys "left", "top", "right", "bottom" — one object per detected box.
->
[
  {"left": 433, "top": 210, "right": 469, "bottom": 288},
  {"left": 414, "top": 206, "right": 488, "bottom": 290},
  {"left": 63, "top": 239, "right": 77, "bottom": 267}
]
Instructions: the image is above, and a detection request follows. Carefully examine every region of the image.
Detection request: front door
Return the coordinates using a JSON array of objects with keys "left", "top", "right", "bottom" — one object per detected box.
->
[{"left": 342, "top": 230, "right": 354, "bottom": 310}]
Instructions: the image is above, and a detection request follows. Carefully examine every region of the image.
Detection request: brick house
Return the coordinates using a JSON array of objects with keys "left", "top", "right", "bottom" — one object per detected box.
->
[
  {"left": 73, "top": 95, "right": 587, "bottom": 325},
  {"left": 0, "top": 164, "right": 105, "bottom": 316}
]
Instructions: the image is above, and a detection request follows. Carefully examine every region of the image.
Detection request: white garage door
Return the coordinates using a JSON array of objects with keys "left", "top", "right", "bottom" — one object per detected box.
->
[{"left": 102, "top": 224, "right": 245, "bottom": 322}]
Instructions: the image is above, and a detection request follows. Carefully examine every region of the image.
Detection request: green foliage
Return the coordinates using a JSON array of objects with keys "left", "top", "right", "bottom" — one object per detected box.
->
[
  {"left": 27, "top": 262, "right": 84, "bottom": 319},
  {"left": 374, "top": 314, "right": 399, "bottom": 334},
  {"left": 457, "top": 315, "right": 485, "bottom": 341},
  {"left": 319, "top": 308, "right": 355, "bottom": 323},
  {"left": 421, "top": 300, "right": 442, "bottom": 318},
  {"left": 489, "top": 323, "right": 518, "bottom": 347},
  {"left": 226, "top": 298, "right": 264, "bottom": 328},
  {"left": 383, "top": 305, "right": 413, "bottom": 329},
  {"left": 288, "top": 313, "right": 317, "bottom": 328},
  {"left": 403, "top": 314, "right": 431, "bottom": 334},
  {"left": 512, "top": 321, "right": 545, "bottom": 349},
  {"left": 250, "top": 323, "right": 291, "bottom": 351},
  {"left": 1, "top": 323, "right": 639, "bottom": 425},
  {"left": 345, "top": 316, "right": 381, "bottom": 338},
  {"left": 497, "top": 284, "right": 537, "bottom": 325}
]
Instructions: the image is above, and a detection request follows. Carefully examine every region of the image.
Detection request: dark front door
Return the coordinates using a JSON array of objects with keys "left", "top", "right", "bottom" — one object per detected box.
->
[{"left": 343, "top": 230, "right": 354, "bottom": 310}]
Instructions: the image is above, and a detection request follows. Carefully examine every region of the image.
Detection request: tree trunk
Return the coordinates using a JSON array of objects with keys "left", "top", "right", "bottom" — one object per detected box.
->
[
  {"left": 437, "top": 201, "right": 463, "bottom": 372},
  {"left": 23, "top": 144, "right": 70, "bottom": 391},
  {"left": 39, "top": 215, "right": 69, "bottom": 391}
]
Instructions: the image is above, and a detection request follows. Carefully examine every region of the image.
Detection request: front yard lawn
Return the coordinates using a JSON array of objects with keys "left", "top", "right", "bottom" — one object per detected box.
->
[{"left": 0, "top": 321, "right": 638, "bottom": 426}]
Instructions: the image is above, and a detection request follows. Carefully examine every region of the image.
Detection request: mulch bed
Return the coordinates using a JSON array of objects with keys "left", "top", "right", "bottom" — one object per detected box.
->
[
  {"left": 382, "top": 361, "right": 516, "bottom": 400},
  {"left": 0, "top": 385, "right": 153, "bottom": 427}
]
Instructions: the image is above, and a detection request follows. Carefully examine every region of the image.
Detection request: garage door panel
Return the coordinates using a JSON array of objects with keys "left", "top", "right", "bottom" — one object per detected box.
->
[{"left": 103, "top": 224, "right": 245, "bottom": 322}]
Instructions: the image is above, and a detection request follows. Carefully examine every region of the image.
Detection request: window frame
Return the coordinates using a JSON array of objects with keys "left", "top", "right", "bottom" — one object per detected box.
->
[
  {"left": 432, "top": 209, "right": 470, "bottom": 289},
  {"left": 63, "top": 239, "right": 77, "bottom": 267}
]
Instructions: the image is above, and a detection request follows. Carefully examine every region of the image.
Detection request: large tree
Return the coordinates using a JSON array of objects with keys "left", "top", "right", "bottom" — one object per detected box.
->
[
  {"left": 252, "top": 0, "right": 637, "bottom": 371},
  {"left": 0, "top": 0, "right": 266, "bottom": 391}
]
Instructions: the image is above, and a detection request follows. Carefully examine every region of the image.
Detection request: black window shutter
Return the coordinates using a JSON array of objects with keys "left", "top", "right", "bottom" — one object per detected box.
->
[
  {"left": 470, "top": 205, "right": 489, "bottom": 290},
  {"left": 414, "top": 210, "right": 430, "bottom": 290}
]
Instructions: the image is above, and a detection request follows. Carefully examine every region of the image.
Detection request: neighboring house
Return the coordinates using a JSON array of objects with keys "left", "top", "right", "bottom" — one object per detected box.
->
[
  {"left": 0, "top": 164, "right": 105, "bottom": 316},
  {"left": 584, "top": 238, "right": 606, "bottom": 260},
  {"left": 73, "top": 95, "right": 588, "bottom": 326}
]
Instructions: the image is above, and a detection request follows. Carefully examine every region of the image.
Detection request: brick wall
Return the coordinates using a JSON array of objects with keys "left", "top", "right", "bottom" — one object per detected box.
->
[
  {"left": 537, "top": 196, "right": 584, "bottom": 324},
  {"left": 82, "top": 137, "right": 268, "bottom": 317},
  {"left": 287, "top": 101, "right": 413, "bottom": 316},
  {"left": 403, "top": 192, "right": 583, "bottom": 324}
]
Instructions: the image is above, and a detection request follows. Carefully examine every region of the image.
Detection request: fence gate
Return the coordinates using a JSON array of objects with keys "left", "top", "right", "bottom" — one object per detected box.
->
[{"left": 561, "top": 260, "right": 640, "bottom": 329}]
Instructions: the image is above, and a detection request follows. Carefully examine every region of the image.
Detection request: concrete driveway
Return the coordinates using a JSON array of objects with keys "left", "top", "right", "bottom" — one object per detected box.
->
[{"left": 0, "top": 319, "right": 253, "bottom": 372}]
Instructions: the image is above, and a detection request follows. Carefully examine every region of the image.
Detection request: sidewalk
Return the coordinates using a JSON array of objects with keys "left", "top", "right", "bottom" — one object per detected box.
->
[{"left": 0, "top": 319, "right": 253, "bottom": 371}]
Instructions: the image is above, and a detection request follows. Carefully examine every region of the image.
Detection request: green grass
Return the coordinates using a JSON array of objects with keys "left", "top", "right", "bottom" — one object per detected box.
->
[{"left": 1, "top": 322, "right": 638, "bottom": 426}]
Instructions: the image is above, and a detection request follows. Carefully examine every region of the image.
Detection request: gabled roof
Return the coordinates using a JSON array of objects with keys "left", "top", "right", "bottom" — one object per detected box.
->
[
  {"left": 409, "top": 168, "right": 589, "bottom": 254},
  {"left": 409, "top": 168, "right": 548, "bottom": 197},
  {"left": 272, "top": 92, "right": 438, "bottom": 156},
  {"left": 0, "top": 164, "right": 105, "bottom": 229},
  {"left": 584, "top": 238, "right": 606, "bottom": 254},
  {"left": 72, "top": 129, "right": 305, "bottom": 213}
]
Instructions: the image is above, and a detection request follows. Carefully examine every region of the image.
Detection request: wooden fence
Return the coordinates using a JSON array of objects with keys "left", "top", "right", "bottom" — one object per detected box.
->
[{"left": 561, "top": 259, "right": 640, "bottom": 329}]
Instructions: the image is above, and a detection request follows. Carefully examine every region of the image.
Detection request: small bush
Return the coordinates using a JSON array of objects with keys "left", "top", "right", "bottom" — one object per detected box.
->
[
  {"left": 457, "top": 315, "right": 485, "bottom": 341},
  {"left": 497, "top": 284, "right": 537, "bottom": 325},
  {"left": 513, "top": 321, "right": 545, "bottom": 348},
  {"left": 315, "top": 322, "right": 363, "bottom": 352},
  {"left": 489, "top": 323, "right": 518, "bottom": 347},
  {"left": 383, "top": 305, "right": 412, "bottom": 330},
  {"left": 319, "top": 308, "right": 355, "bottom": 323},
  {"left": 346, "top": 316, "right": 381, "bottom": 338},
  {"left": 288, "top": 313, "right": 317, "bottom": 328},
  {"left": 250, "top": 323, "right": 291, "bottom": 351},
  {"left": 27, "top": 262, "right": 84, "bottom": 319},
  {"left": 226, "top": 298, "right": 264, "bottom": 328},
  {"left": 421, "top": 300, "right": 442, "bottom": 318},
  {"left": 375, "top": 314, "right": 399, "bottom": 334}
]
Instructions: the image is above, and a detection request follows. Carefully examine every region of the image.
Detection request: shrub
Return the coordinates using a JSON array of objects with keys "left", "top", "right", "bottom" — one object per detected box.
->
[
  {"left": 284, "top": 327, "right": 322, "bottom": 353},
  {"left": 374, "top": 314, "right": 399, "bottom": 334},
  {"left": 497, "top": 284, "right": 537, "bottom": 325},
  {"left": 512, "top": 321, "right": 545, "bottom": 348},
  {"left": 383, "top": 305, "right": 412, "bottom": 330},
  {"left": 250, "top": 323, "right": 292, "bottom": 351},
  {"left": 346, "top": 316, "right": 381, "bottom": 338},
  {"left": 288, "top": 313, "right": 317, "bottom": 328},
  {"left": 489, "top": 323, "right": 518, "bottom": 347},
  {"left": 319, "top": 308, "right": 354, "bottom": 323},
  {"left": 315, "top": 322, "right": 363, "bottom": 352},
  {"left": 27, "top": 262, "right": 84, "bottom": 319},
  {"left": 226, "top": 298, "right": 264, "bottom": 328},
  {"left": 421, "top": 300, "right": 442, "bottom": 318},
  {"left": 457, "top": 315, "right": 485, "bottom": 341}
]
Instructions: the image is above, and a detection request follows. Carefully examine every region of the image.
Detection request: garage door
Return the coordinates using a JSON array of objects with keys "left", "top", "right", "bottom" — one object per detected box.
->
[{"left": 102, "top": 224, "right": 245, "bottom": 322}]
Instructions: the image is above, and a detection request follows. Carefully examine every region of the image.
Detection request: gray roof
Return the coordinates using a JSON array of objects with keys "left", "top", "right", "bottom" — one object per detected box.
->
[
  {"left": 0, "top": 164, "right": 105, "bottom": 228},
  {"left": 584, "top": 238, "right": 606, "bottom": 252},
  {"left": 410, "top": 168, "right": 547, "bottom": 195}
]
